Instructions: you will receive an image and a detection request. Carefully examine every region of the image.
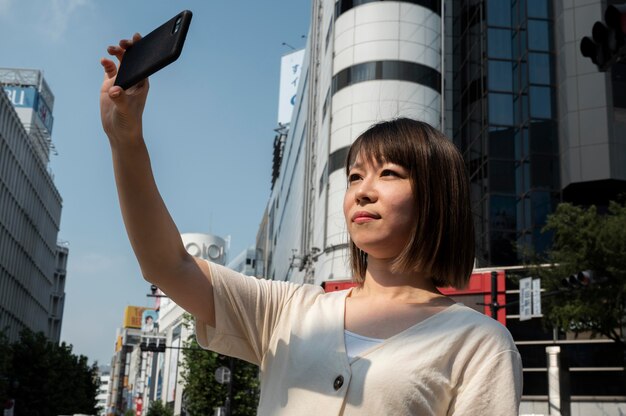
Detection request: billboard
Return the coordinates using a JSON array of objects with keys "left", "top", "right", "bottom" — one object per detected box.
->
[
  {"left": 277, "top": 49, "right": 305, "bottom": 125},
  {"left": 141, "top": 309, "right": 159, "bottom": 333},
  {"left": 123, "top": 306, "right": 152, "bottom": 329},
  {"left": 3, "top": 85, "right": 54, "bottom": 132},
  {"left": 181, "top": 233, "right": 227, "bottom": 265}
]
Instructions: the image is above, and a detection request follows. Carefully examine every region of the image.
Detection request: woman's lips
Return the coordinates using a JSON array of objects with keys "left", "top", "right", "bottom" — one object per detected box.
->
[{"left": 352, "top": 211, "right": 381, "bottom": 223}]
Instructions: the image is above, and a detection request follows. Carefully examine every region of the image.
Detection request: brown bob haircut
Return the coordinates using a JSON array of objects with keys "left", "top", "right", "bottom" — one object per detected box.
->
[{"left": 345, "top": 117, "right": 475, "bottom": 289}]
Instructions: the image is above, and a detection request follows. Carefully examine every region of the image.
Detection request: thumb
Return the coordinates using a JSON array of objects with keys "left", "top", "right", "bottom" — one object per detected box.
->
[
  {"left": 107, "top": 85, "right": 133, "bottom": 114},
  {"left": 108, "top": 85, "right": 124, "bottom": 101}
]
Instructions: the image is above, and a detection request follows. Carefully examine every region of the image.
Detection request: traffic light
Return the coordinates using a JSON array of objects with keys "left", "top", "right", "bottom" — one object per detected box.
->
[
  {"left": 139, "top": 336, "right": 166, "bottom": 353},
  {"left": 560, "top": 270, "right": 600, "bottom": 289},
  {"left": 580, "top": 5, "right": 626, "bottom": 71}
]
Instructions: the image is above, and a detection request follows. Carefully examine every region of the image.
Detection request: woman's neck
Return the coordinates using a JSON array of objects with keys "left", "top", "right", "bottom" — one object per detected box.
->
[{"left": 356, "top": 257, "right": 443, "bottom": 302}]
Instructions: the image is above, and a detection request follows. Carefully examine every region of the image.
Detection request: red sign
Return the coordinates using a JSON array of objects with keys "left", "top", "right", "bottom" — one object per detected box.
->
[{"left": 135, "top": 397, "right": 143, "bottom": 415}]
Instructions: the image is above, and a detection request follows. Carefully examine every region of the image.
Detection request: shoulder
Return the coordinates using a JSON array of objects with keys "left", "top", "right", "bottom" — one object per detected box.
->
[
  {"left": 208, "top": 261, "right": 328, "bottom": 301},
  {"left": 442, "top": 303, "right": 518, "bottom": 352}
]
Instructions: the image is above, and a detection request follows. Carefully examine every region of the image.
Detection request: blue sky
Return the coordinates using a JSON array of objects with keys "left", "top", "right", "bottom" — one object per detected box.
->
[{"left": 0, "top": 0, "right": 310, "bottom": 365}]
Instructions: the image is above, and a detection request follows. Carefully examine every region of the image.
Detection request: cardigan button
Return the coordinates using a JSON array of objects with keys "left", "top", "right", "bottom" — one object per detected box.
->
[{"left": 333, "top": 375, "right": 344, "bottom": 390}]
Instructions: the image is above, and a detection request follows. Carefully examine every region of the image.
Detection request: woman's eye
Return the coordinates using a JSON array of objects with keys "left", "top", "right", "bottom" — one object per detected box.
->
[
  {"left": 348, "top": 173, "right": 361, "bottom": 182},
  {"left": 381, "top": 169, "right": 398, "bottom": 177}
]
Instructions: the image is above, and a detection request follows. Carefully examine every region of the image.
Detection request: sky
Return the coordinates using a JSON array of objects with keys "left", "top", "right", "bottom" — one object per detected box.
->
[{"left": 0, "top": 0, "right": 310, "bottom": 365}]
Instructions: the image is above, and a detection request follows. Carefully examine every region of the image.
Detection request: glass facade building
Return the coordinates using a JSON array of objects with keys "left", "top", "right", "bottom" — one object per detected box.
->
[{"left": 451, "top": 0, "right": 560, "bottom": 267}]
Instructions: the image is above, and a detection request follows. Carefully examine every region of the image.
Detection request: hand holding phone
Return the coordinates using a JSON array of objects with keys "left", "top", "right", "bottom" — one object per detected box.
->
[{"left": 114, "top": 10, "right": 193, "bottom": 90}]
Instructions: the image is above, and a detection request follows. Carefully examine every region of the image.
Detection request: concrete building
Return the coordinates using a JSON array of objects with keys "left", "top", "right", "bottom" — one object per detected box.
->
[
  {"left": 258, "top": 0, "right": 626, "bottom": 413},
  {"left": 107, "top": 233, "right": 229, "bottom": 415},
  {"left": 96, "top": 365, "right": 111, "bottom": 416},
  {"left": 0, "top": 68, "right": 66, "bottom": 343},
  {"left": 262, "top": 0, "right": 444, "bottom": 281}
]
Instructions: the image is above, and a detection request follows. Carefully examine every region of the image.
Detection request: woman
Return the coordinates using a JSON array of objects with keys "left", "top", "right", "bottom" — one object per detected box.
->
[{"left": 101, "top": 35, "right": 522, "bottom": 415}]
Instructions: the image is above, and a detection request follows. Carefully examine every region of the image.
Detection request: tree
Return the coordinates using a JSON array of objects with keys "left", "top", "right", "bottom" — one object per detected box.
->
[
  {"left": 539, "top": 201, "right": 626, "bottom": 346},
  {"left": 180, "top": 314, "right": 259, "bottom": 415},
  {"left": 146, "top": 399, "right": 174, "bottom": 416},
  {"left": 6, "top": 329, "right": 99, "bottom": 415},
  {"left": 0, "top": 331, "right": 13, "bottom": 407}
]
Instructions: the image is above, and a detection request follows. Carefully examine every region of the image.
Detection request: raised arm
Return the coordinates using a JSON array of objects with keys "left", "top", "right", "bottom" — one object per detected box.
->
[{"left": 99, "top": 34, "right": 215, "bottom": 326}]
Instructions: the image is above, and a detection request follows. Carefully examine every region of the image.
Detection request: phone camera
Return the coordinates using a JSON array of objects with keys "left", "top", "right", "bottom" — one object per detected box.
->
[{"left": 173, "top": 17, "right": 182, "bottom": 34}]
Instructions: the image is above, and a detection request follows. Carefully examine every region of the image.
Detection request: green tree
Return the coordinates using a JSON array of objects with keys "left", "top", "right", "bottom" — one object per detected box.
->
[
  {"left": 539, "top": 201, "right": 626, "bottom": 346},
  {"left": 0, "top": 330, "right": 13, "bottom": 406},
  {"left": 180, "top": 314, "right": 259, "bottom": 416},
  {"left": 146, "top": 399, "right": 174, "bottom": 416},
  {"left": 8, "top": 329, "right": 99, "bottom": 415}
]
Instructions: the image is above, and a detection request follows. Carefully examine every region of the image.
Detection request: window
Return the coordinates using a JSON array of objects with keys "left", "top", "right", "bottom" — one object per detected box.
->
[
  {"left": 528, "top": 53, "right": 551, "bottom": 85},
  {"left": 527, "top": 0, "right": 550, "bottom": 19},
  {"left": 332, "top": 61, "right": 441, "bottom": 94},
  {"left": 335, "top": 0, "right": 441, "bottom": 19},
  {"left": 489, "top": 93, "right": 514, "bottom": 125},
  {"left": 529, "top": 86, "right": 553, "bottom": 119},
  {"left": 487, "top": 0, "right": 511, "bottom": 27},
  {"left": 488, "top": 29, "right": 513, "bottom": 59},
  {"left": 527, "top": 20, "right": 551, "bottom": 51},
  {"left": 488, "top": 61, "right": 513, "bottom": 91}
]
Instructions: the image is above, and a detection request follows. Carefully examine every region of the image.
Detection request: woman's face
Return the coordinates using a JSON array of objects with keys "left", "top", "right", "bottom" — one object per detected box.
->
[{"left": 343, "top": 152, "right": 416, "bottom": 260}]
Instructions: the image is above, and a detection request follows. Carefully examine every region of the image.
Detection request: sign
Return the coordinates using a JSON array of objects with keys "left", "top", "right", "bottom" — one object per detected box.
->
[
  {"left": 123, "top": 306, "right": 149, "bottom": 329},
  {"left": 135, "top": 396, "right": 143, "bottom": 416},
  {"left": 215, "top": 366, "right": 231, "bottom": 384},
  {"left": 141, "top": 309, "right": 159, "bottom": 333},
  {"left": 519, "top": 277, "right": 532, "bottom": 321},
  {"left": 3, "top": 86, "right": 37, "bottom": 108},
  {"left": 181, "top": 233, "right": 226, "bottom": 265},
  {"left": 532, "top": 278, "right": 542, "bottom": 317},
  {"left": 277, "top": 49, "right": 305, "bottom": 124},
  {"left": 3, "top": 86, "right": 54, "bottom": 132}
]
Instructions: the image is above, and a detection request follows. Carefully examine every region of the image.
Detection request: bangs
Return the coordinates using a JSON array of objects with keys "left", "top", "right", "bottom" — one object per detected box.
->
[{"left": 345, "top": 120, "right": 418, "bottom": 174}]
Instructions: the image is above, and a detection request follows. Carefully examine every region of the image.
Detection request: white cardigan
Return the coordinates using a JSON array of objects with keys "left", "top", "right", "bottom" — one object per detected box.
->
[{"left": 196, "top": 261, "right": 522, "bottom": 415}]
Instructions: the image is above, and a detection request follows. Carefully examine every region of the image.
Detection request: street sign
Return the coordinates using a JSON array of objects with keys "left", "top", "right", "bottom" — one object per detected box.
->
[
  {"left": 519, "top": 277, "right": 532, "bottom": 321},
  {"left": 532, "top": 278, "right": 542, "bottom": 317},
  {"left": 215, "top": 366, "right": 231, "bottom": 384}
]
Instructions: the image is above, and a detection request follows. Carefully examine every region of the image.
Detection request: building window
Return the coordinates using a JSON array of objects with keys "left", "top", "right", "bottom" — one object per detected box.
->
[
  {"left": 528, "top": 53, "right": 552, "bottom": 85},
  {"left": 527, "top": 0, "right": 550, "bottom": 19},
  {"left": 332, "top": 61, "right": 441, "bottom": 95},
  {"left": 488, "top": 93, "right": 514, "bottom": 125},
  {"left": 527, "top": 19, "right": 551, "bottom": 51},
  {"left": 488, "top": 61, "right": 513, "bottom": 91},
  {"left": 487, "top": 0, "right": 512, "bottom": 26},
  {"left": 335, "top": 0, "right": 441, "bottom": 19},
  {"left": 487, "top": 28, "right": 513, "bottom": 59},
  {"left": 529, "top": 86, "right": 553, "bottom": 119}
]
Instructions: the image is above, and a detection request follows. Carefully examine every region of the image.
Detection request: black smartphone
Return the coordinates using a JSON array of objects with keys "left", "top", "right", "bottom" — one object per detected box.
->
[{"left": 114, "top": 10, "right": 193, "bottom": 90}]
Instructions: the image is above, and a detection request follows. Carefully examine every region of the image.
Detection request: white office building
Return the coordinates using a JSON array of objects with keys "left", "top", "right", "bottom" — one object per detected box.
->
[
  {"left": 260, "top": 0, "right": 442, "bottom": 287},
  {"left": 0, "top": 68, "right": 66, "bottom": 343}
]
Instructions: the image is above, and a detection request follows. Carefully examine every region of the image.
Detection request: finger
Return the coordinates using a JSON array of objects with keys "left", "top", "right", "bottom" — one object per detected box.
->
[
  {"left": 101, "top": 58, "right": 118, "bottom": 79},
  {"left": 119, "top": 38, "right": 132, "bottom": 50},
  {"left": 119, "top": 33, "right": 141, "bottom": 50},
  {"left": 107, "top": 45, "right": 124, "bottom": 62},
  {"left": 108, "top": 85, "right": 124, "bottom": 100}
]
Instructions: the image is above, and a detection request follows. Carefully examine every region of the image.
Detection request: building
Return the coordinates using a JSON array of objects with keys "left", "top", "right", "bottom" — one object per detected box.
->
[
  {"left": 96, "top": 365, "right": 112, "bottom": 416},
  {"left": 227, "top": 245, "right": 261, "bottom": 276},
  {"left": 107, "top": 306, "right": 149, "bottom": 415},
  {"left": 449, "top": 0, "right": 626, "bottom": 267},
  {"left": 0, "top": 68, "right": 66, "bottom": 343},
  {"left": 106, "top": 233, "right": 229, "bottom": 415},
  {"left": 262, "top": 0, "right": 444, "bottom": 281},
  {"left": 258, "top": 0, "right": 626, "bottom": 413}
]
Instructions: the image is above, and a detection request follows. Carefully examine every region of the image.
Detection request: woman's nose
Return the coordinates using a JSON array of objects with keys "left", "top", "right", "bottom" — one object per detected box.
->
[{"left": 355, "top": 178, "right": 377, "bottom": 203}]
